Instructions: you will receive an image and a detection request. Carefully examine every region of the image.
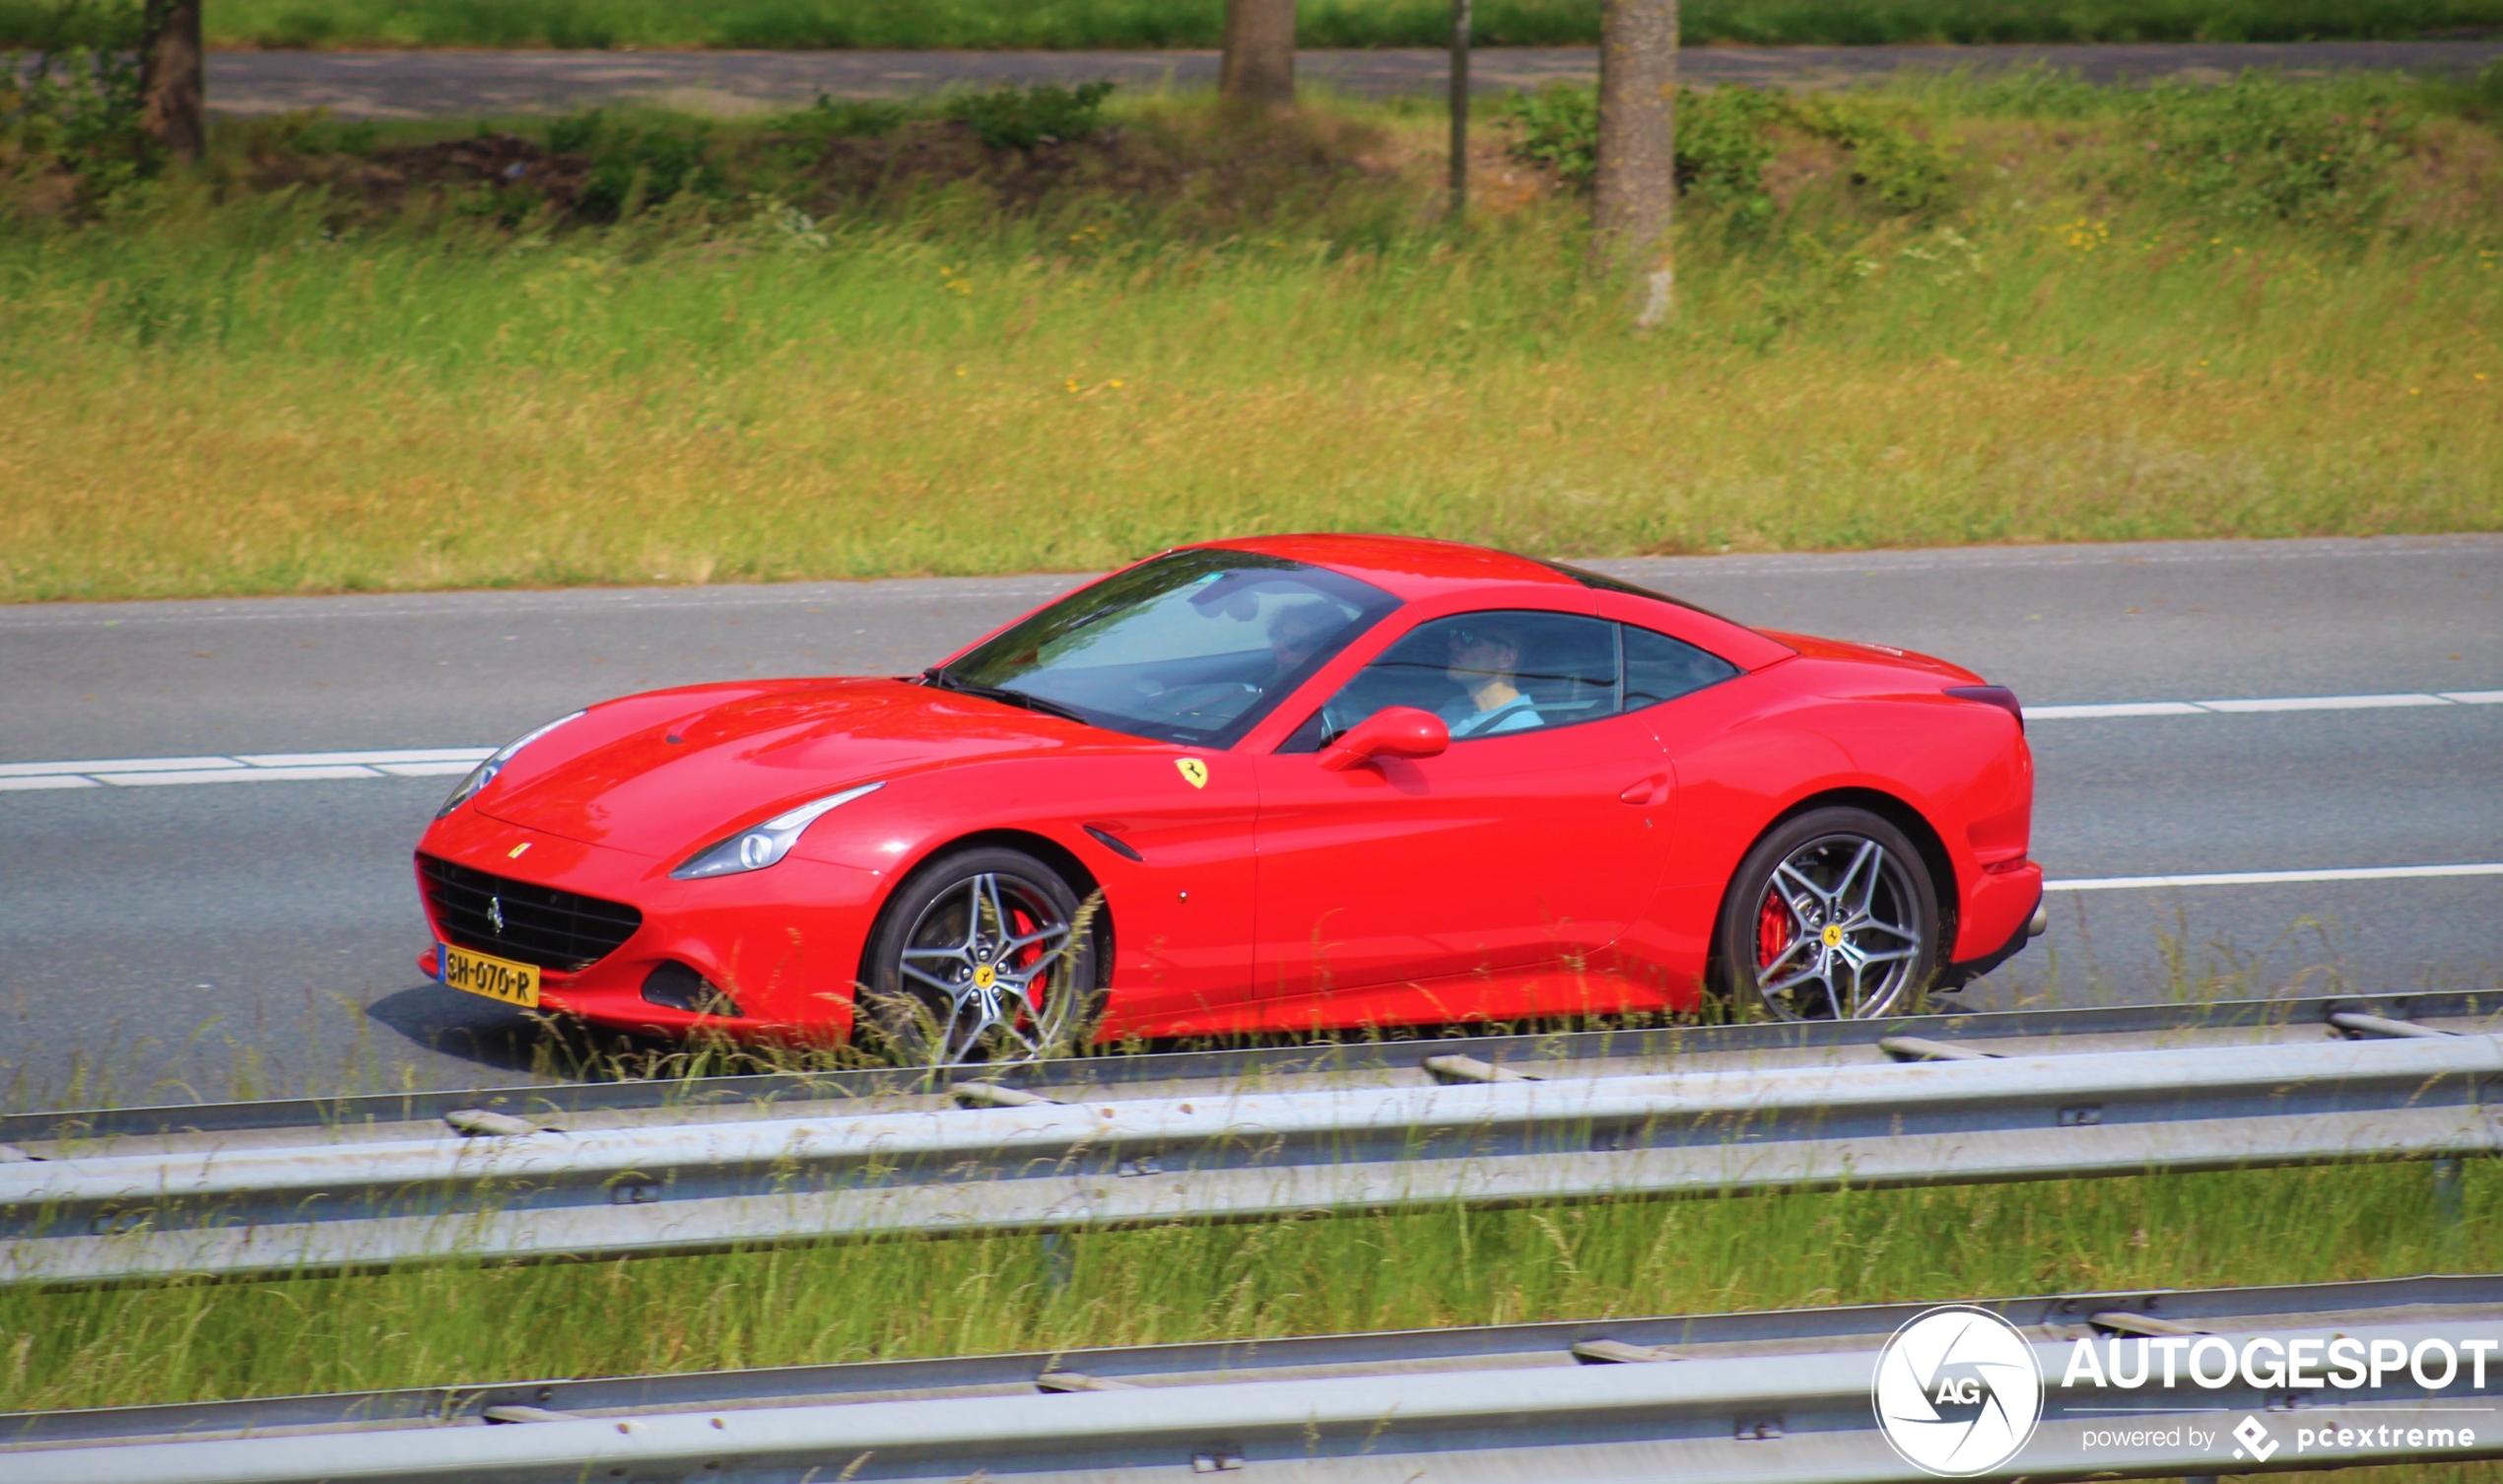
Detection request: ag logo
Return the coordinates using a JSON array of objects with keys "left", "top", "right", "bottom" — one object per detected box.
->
[
  {"left": 1872, "top": 1306, "right": 2043, "bottom": 1476},
  {"left": 1175, "top": 758, "right": 1209, "bottom": 789}
]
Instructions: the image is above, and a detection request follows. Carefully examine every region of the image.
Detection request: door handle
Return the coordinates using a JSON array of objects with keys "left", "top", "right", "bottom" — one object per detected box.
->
[{"left": 1618, "top": 775, "right": 1668, "bottom": 806}]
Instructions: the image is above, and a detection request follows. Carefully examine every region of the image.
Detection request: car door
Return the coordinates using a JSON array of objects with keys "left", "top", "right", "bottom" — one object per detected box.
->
[
  {"left": 1251, "top": 610, "right": 1674, "bottom": 1007},
  {"left": 1058, "top": 747, "right": 1264, "bottom": 1037}
]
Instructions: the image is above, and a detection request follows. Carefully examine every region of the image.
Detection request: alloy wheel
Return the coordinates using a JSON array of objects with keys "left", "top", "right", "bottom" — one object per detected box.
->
[
  {"left": 1749, "top": 833, "right": 1926, "bottom": 1020},
  {"left": 893, "top": 870, "right": 1085, "bottom": 1065}
]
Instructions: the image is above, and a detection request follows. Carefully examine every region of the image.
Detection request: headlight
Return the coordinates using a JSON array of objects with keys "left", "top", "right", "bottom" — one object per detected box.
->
[
  {"left": 436, "top": 710, "right": 585, "bottom": 819},
  {"left": 671, "top": 782, "right": 885, "bottom": 880}
]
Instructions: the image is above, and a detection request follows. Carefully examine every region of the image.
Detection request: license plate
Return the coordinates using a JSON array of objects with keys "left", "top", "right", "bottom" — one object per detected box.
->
[{"left": 439, "top": 942, "right": 540, "bottom": 1008}]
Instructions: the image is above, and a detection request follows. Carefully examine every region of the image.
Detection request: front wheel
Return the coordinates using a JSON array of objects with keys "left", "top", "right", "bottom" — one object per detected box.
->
[
  {"left": 1714, "top": 806, "right": 1940, "bottom": 1022},
  {"left": 858, "top": 846, "right": 1105, "bottom": 1068}
]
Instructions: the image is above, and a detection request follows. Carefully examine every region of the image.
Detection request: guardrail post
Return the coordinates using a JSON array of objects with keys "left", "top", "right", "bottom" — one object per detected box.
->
[
  {"left": 2435, "top": 1156, "right": 2467, "bottom": 1231},
  {"left": 1041, "top": 1231, "right": 1074, "bottom": 1294}
]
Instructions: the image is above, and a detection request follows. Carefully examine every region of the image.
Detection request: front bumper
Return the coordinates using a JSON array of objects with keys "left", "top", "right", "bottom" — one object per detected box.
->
[{"left": 414, "top": 806, "right": 886, "bottom": 1042}]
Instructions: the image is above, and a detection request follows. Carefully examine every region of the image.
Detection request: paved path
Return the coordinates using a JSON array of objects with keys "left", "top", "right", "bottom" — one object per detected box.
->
[
  {"left": 2, "top": 534, "right": 2496, "bottom": 1111},
  {"left": 202, "top": 40, "right": 2503, "bottom": 118}
]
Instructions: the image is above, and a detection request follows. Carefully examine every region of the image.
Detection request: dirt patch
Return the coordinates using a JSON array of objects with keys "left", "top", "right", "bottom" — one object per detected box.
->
[
  {"left": 247, "top": 132, "right": 594, "bottom": 217},
  {"left": 790, "top": 106, "right": 1413, "bottom": 229}
]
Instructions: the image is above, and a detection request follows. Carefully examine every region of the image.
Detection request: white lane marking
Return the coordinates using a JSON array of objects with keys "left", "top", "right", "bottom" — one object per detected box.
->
[
  {"left": 0, "top": 747, "right": 490, "bottom": 790},
  {"left": 2024, "top": 702, "right": 2206, "bottom": 719},
  {"left": 2199, "top": 692, "right": 2452, "bottom": 712},
  {"left": 237, "top": 749, "right": 494, "bottom": 768},
  {"left": 2028, "top": 691, "right": 2498, "bottom": 720},
  {"left": 2049, "top": 863, "right": 2503, "bottom": 892},
  {"left": 0, "top": 755, "right": 241, "bottom": 777},
  {"left": 93, "top": 765, "right": 386, "bottom": 785}
]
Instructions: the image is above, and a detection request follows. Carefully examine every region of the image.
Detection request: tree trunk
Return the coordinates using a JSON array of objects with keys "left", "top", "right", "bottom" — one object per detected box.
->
[
  {"left": 139, "top": 0, "right": 205, "bottom": 163},
  {"left": 1593, "top": 0, "right": 1678, "bottom": 324},
  {"left": 1448, "top": 0, "right": 1472, "bottom": 220},
  {"left": 1220, "top": 0, "right": 1297, "bottom": 110}
]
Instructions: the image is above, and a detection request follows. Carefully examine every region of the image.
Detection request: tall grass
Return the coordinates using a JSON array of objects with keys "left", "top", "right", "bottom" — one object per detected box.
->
[
  {"left": 1, "top": 80, "right": 2496, "bottom": 604},
  {"left": 9, "top": 0, "right": 2503, "bottom": 51},
  {"left": 2, "top": 1160, "right": 2495, "bottom": 1413}
]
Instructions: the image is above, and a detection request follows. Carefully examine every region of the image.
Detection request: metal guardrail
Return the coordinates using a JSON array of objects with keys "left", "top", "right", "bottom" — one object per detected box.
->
[
  {"left": 3, "top": 995, "right": 2498, "bottom": 1287},
  {"left": 10, "top": 989, "right": 2494, "bottom": 1146},
  {"left": 8, "top": 1274, "right": 2503, "bottom": 1483}
]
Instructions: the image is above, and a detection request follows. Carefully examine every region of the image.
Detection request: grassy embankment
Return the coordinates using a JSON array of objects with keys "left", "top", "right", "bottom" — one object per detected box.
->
[
  {"left": 11, "top": 0, "right": 2503, "bottom": 50},
  {"left": 1, "top": 68, "right": 2497, "bottom": 604},
  {"left": 0, "top": 1158, "right": 2497, "bottom": 1414}
]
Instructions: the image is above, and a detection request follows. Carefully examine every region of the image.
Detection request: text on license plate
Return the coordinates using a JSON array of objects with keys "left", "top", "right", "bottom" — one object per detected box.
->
[{"left": 440, "top": 943, "right": 540, "bottom": 1008}]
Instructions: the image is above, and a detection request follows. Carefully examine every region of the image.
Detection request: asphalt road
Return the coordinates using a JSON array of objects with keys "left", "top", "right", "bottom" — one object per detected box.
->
[
  {"left": 199, "top": 40, "right": 2503, "bottom": 118},
  {"left": 2, "top": 533, "right": 2497, "bottom": 1112}
]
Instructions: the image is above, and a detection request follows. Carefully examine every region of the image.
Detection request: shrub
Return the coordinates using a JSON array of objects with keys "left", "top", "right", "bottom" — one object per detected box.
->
[
  {"left": 1676, "top": 87, "right": 1783, "bottom": 219},
  {"left": 1500, "top": 81, "right": 1597, "bottom": 189},
  {"left": 547, "top": 109, "right": 718, "bottom": 221},
  {"left": 2127, "top": 74, "right": 2416, "bottom": 228},
  {"left": 1500, "top": 83, "right": 1956, "bottom": 220},
  {"left": 1, "top": 44, "right": 158, "bottom": 209},
  {"left": 1785, "top": 95, "right": 1958, "bottom": 216},
  {"left": 944, "top": 80, "right": 1116, "bottom": 151}
]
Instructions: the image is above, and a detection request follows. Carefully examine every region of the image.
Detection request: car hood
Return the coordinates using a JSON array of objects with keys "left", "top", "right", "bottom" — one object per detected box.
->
[{"left": 473, "top": 678, "right": 1106, "bottom": 858}]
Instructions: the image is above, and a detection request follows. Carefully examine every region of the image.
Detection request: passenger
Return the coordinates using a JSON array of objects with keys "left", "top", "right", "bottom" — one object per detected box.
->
[{"left": 1442, "top": 621, "right": 1543, "bottom": 737}]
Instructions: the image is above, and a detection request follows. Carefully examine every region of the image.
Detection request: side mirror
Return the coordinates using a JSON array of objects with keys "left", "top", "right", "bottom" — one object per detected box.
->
[{"left": 1319, "top": 707, "right": 1450, "bottom": 771}]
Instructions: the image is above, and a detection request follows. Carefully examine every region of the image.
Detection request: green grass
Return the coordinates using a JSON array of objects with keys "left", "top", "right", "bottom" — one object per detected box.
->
[
  {"left": 3, "top": 1161, "right": 2498, "bottom": 1412},
  {"left": 0, "top": 74, "right": 2496, "bottom": 604},
  {"left": 10, "top": 0, "right": 2503, "bottom": 51}
]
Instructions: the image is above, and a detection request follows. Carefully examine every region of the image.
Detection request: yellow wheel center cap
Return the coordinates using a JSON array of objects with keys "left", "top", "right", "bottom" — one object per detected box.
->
[
  {"left": 1821, "top": 924, "right": 1846, "bottom": 949},
  {"left": 972, "top": 965, "right": 996, "bottom": 989}
]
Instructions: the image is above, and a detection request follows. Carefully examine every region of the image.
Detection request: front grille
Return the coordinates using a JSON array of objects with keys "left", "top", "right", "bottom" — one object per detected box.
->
[{"left": 419, "top": 854, "right": 643, "bottom": 973}]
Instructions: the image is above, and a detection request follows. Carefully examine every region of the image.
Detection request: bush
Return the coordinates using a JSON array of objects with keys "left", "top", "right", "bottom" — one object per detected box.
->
[
  {"left": 547, "top": 109, "right": 718, "bottom": 220},
  {"left": 1499, "top": 83, "right": 1956, "bottom": 220},
  {"left": 2127, "top": 74, "right": 2416, "bottom": 228},
  {"left": 1, "top": 37, "right": 159, "bottom": 210},
  {"left": 1786, "top": 95, "right": 1957, "bottom": 216},
  {"left": 1677, "top": 88, "right": 1784, "bottom": 219},
  {"left": 1500, "top": 82, "right": 1598, "bottom": 189},
  {"left": 944, "top": 80, "right": 1115, "bottom": 151}
]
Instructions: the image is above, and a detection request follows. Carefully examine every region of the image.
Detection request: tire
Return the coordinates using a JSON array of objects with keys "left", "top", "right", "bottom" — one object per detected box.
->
[
  {"left": 1713, "top": 806, "right": 1941, "bottom": 1022},
  {"left": 858, "top": 846, "right": 1105, "bottom": 1067}
]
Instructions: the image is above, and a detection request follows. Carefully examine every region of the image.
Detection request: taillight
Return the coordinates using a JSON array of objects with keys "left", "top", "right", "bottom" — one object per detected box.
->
[{"left": 1945, "top": 685, "right": 2024, "bottom": 733}]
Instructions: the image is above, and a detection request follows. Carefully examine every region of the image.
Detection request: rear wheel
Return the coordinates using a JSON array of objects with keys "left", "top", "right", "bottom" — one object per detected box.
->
[
  {"left": 859, "top": 846, "right": 1104, "bottom": 1067},
  {"left": 1714, "top": 806, "right": 1939, "bottom": 1022}
]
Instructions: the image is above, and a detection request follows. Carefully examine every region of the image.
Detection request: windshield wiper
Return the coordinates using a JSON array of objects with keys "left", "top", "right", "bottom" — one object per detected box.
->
[{"left": 919, "top": 667, "right": 1091, "bottom": 726}]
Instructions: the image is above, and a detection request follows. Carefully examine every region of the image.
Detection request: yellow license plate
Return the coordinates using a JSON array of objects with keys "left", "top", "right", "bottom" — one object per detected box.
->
[{"left": 440, "top": 943, "right": 540, "bottom": 1008}]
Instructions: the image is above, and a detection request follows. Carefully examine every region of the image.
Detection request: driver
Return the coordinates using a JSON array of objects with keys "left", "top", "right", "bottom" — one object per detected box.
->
[
  {"left": 1443, "top": 620, "right": 1543, "bottom": 737},
  {"left": 1265, "top": 601, "right": 1343, "bottom": 681}
]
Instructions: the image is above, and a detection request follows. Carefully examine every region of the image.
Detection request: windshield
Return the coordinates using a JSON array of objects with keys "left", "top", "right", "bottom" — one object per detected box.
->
[{"left": 938, "top": 550, "right": 1401, "bottom": 746}]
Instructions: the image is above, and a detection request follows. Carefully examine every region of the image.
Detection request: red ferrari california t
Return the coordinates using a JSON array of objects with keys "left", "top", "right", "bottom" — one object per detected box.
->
[{"left": 415, "top": 535, "right": 2042, "bottom": 1062}]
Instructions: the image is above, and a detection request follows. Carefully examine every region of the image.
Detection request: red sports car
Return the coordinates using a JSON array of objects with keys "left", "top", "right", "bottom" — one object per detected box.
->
[{"left": 415, "top": 535, "right": 2041, "bottom": 1062}]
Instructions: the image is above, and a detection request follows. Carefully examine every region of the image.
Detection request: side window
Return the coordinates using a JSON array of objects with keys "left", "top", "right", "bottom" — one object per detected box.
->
[
  {"left": 1622, "top": 624, "right": 1740, "bottom": 711},
  {"left": 1284, "top": 611, "right": 1620, "bottom": 750}
]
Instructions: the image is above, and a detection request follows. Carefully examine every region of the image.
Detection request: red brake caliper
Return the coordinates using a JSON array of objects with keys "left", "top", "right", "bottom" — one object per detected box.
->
[{"left": 1755, "top": 891, "right": 1793, "bottom": 970}]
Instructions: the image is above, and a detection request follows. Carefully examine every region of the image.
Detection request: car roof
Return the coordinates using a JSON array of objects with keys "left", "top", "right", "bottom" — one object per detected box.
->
[{"left": 1192, "top": 533, "right": 1584, "bottom": 601}]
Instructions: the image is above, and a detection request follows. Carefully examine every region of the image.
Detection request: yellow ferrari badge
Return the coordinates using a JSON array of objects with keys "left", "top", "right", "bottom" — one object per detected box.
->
[
  {"left": 1821, "top": 923, "right": 1846, "bottom": 949},
  {"left": 507, "top": 842, "right": 531, "bottom": 859},
  {"left": 972, "top": 965, "right": 996, "bottom": 989},
  {"left": 1176, "top": 758, "right": 1209, "bottom": 789}
]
